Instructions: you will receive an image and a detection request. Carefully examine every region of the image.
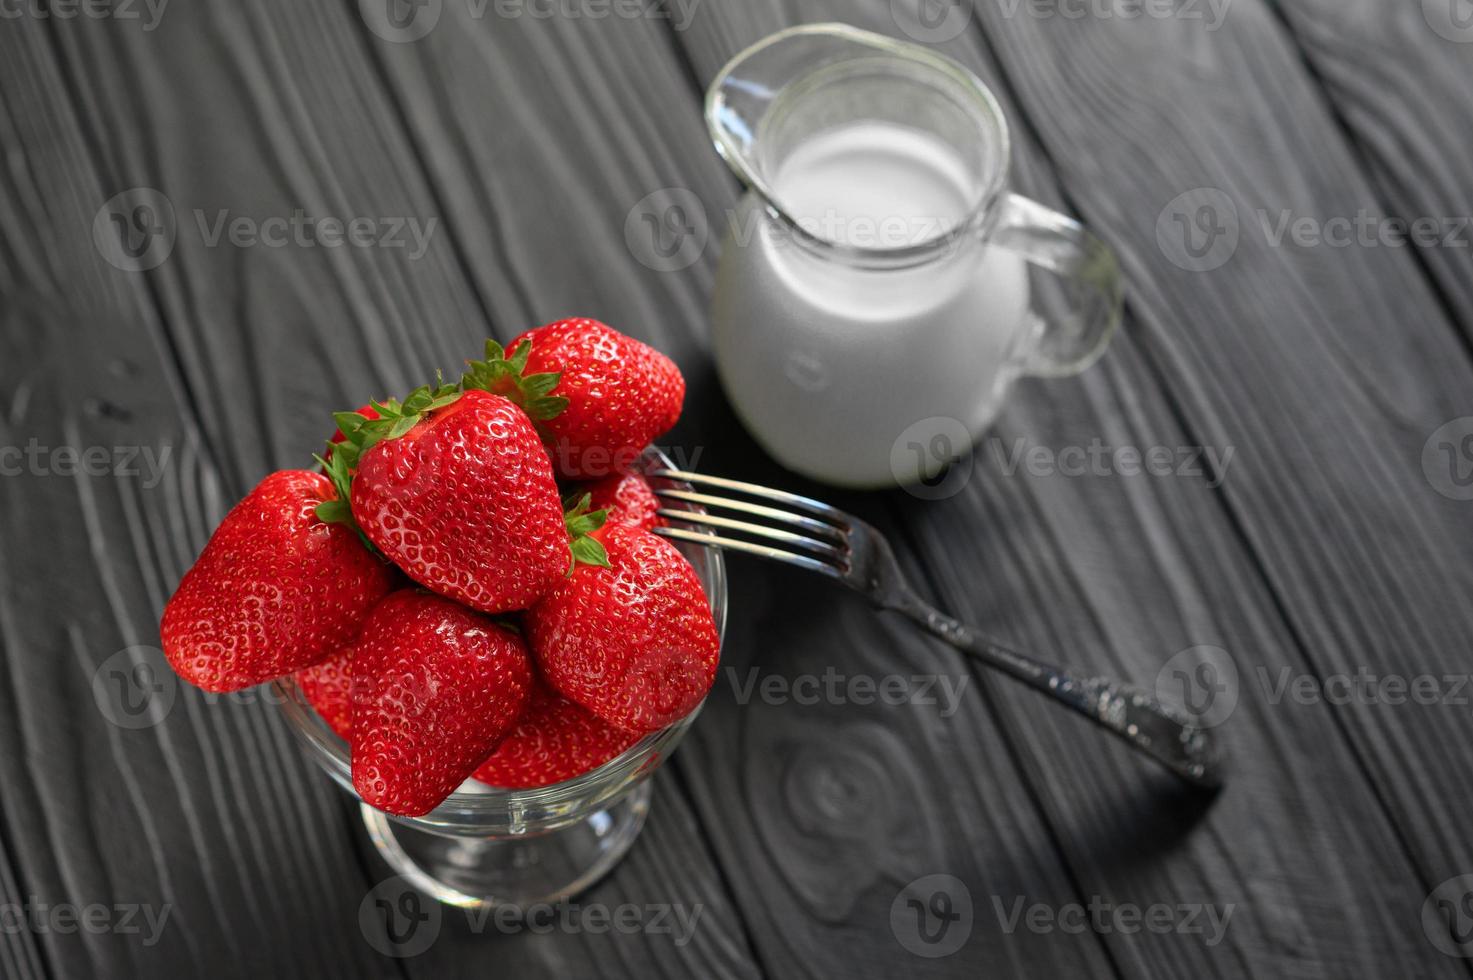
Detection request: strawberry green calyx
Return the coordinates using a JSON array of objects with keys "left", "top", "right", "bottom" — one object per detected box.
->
[
  {"left": 461, "top": 339, "right": 569, "bottom": 422},
  {"left": 314, "top": 380, "right": 463, "bottom": 546},
  {"left": 563, "top": 493, "right": 611, "bottom": 572}
]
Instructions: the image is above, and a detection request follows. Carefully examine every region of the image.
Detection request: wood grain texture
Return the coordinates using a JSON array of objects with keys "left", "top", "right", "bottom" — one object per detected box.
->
[
  {"left": 0, "top": 0, "right": 1470, "bottom": 977},
  {"left": 671, "top": 1, "right": 1473, "bottom": 977},
  {"left": 1267, "top": 0, "right": 1473, "bottom": 346}
]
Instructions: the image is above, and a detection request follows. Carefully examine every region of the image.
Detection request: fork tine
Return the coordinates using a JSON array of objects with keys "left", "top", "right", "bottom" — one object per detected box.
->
[
  {"left": 654, "top": 527, "right": 844, "bottom": 579},
  {"left": 649, "top": 469, "right": 849, "bottom": 526},
  {"left": 657, "top": 509, "right": 849, "bottom": 563},
  {"left": 654, "top": 489, "right": 846, "bottom": 543}
]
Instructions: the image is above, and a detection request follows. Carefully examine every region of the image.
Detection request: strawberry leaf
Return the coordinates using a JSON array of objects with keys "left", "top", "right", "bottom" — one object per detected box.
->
[
  {"left": 461, "top": 338, "right": 568, "bottom": 422},
  {"left": 315, "top": 498, "right": 350, "bottom": 525},
  {"left": 315, "top": 381, "right": 464, "bottom": 556},
  {"left": 570, "top": 536, "right": 610, "bottom": 570},
  {"left": 313, "top": 451, "right": 383, "bottom": 558},
  {"left": 563, "top": 493, "right": 611, "bottom": 572}
]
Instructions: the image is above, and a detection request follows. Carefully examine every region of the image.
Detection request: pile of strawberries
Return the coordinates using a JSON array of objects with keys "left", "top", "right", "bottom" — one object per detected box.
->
[{"left": 160, "top": 319, "right": 719, "bottom": 817}]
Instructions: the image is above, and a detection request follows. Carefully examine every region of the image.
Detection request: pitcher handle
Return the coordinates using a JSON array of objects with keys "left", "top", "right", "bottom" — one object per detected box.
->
[{"left": 991, "top": 193, "right": 1124, "bottom": 378}]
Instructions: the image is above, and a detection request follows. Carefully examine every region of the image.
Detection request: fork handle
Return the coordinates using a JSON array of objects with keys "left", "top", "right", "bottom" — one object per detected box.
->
[{"left": 894, "top": 600, "right": 1223, "bottom": 789}]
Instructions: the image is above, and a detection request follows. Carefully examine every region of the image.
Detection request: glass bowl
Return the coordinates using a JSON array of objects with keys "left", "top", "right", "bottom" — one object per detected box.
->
[{"left": 273, "top": 449, "right": 727, "bottom": 909}]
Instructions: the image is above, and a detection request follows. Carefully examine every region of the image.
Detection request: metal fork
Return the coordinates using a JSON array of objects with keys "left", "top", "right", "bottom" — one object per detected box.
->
[{"left": 650, "top": 468, "right": 1222, "bottom": 789}]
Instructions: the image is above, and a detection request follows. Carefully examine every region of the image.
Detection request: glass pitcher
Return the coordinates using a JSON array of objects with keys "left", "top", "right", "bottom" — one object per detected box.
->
[{"left": 707, "top": 24, "right": 1122, "bottom": 489}]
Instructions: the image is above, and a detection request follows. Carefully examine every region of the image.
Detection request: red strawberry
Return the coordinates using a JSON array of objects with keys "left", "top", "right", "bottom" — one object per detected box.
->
[
  {"left": 330, "top": 386, "right": 572, "bottom": 614},
  {"left": 297, "top": 646, "right": 353, "bottom": 740},
  {"left": 161, "top": 471, "right": 394, "bottom": 692},
  {"left": 473, "top": 680, "right": 642, "bottom": 789},
  {"left": 497, "top": 318, "right": 684, "bottom": 480},
  {"left": 581, "top": 471, "right": 664, "bottom": 532},
  {"left": 527, "top": 522, "right": 719, "bottom": 733},
  {"left": 351, "top": 591, "right": 532, "bottom": 817}
]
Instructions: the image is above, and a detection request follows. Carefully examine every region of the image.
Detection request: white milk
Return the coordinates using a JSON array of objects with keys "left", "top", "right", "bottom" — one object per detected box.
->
[{"left": 711, "top": 120, "right": 1032, "bottom": 488}]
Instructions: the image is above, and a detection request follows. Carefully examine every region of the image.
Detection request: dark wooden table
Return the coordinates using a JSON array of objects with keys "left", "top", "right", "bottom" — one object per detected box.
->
[{"left": 3, "top": 1, "right": 1472, "bottom": 977}]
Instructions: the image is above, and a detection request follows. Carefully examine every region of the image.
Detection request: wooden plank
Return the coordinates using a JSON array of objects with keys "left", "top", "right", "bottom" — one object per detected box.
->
[
  {"left": 0, "top": 1, "right": 761, "bottom": 977},
  {"left": 671, "top": 3, "right": 1473, "bottom": 977},
  {"left": 0, "top": 17, "right": 396, "bottom": 977},
  {"left": 1268, "top": 0, "right": 1473, "bottom": 344}
]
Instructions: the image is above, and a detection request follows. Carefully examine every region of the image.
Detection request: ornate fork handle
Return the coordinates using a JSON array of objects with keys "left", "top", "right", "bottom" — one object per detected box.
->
[
  {"left": 649, "top": 467, "right": 1223, "bottom": 790},
  {"left": 892, "top": 595, "right": 1222, "bottom": 789}
]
